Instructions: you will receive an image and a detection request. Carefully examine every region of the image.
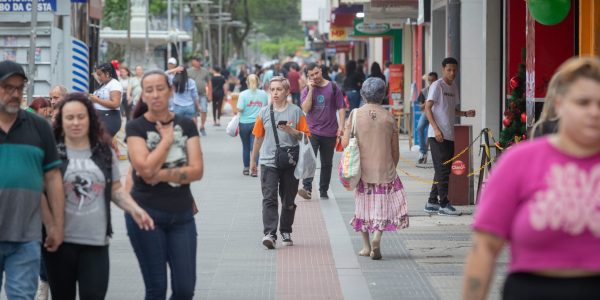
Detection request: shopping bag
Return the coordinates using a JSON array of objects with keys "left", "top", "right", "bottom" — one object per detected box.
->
[
  {"left": 294, "top": 133, "right": 317, "bottom": 179},
  {"left": 226, "top": 114, "right": 239, "bottom": 137},
  {"left": 338, "top": 110, "right": 361, "bottom": 190},
  {"left": 335, "top": 137, "right": 344, "bottom": 152}
]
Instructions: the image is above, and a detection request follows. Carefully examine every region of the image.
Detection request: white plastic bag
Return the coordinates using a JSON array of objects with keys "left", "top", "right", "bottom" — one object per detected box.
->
[
  {"left": 226, "top": 114, "right": 240, "bottom": 137},
  {"left": 294, "top": 133, "right": 317, "bottom": 179}
]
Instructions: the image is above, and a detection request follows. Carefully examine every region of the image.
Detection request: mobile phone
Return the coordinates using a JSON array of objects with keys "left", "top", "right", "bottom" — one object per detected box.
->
[{"left": 277, "top": 120, "right": 288, "bottom": 126}]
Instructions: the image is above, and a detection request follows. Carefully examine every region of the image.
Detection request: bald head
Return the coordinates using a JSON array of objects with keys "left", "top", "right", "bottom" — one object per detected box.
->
[{"left": 49, "top": 85, "right": 67, "bottom": 107}]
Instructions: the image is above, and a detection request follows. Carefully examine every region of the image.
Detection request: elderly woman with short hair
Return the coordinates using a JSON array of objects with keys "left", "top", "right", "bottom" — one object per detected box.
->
[{"left": 341, "top": 77, "right": 409, "bottom": 260}]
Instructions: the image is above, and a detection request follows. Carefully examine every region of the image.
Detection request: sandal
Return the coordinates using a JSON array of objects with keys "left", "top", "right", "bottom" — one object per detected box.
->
[
  {"left": 370, "top": 240, "right": 382, "bottom": 260},
  {"left": 250, "top": 171, "right": 258, "bottom": 177},
  {"left": 243, "top": 168, "right": 249, "bottom": 176}
]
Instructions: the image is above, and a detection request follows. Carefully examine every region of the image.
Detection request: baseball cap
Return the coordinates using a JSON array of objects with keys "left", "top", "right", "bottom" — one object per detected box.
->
[
  {"left": 168, "top": 57, "right": 177, "bottom": 65},
  {"left": 0, "top": 60, "right": 28, "bottom": 82}
]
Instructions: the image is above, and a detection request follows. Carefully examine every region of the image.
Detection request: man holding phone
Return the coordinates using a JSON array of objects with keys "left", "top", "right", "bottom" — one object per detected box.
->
[
  {"left": 299, "top": 63, "right": 347, "bottom": 200},
  {"left": 424, "top": 57, "right": 476, "bottom": 216}
]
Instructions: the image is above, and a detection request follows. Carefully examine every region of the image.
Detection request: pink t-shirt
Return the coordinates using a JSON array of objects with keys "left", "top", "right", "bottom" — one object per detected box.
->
[{"left": 474, "top": 137, "right": 600, "bottom": 273}]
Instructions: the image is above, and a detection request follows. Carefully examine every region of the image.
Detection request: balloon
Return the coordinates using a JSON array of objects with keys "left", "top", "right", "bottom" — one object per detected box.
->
[
  {"left": 521, "top": 112, "right": 527, "bottom": 123},
  {"left": 528, "top": 0, "right": 571, "bottom": 26}
]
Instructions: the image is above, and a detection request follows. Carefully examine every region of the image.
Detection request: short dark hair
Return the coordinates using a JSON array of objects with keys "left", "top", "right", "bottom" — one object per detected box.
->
[
  {"left": 191, "top": 56, "right": 201, "bottom": 61},
  {"left": 213, "top": 66, "right": 221, "bottom": 73},
  {"left": 428, "top": 72, "right": 438, "bottom": 79},
  {"left": 442, "top": 57, "right": 458, "bottom": 67},
  {"left": 305, "top": 62, "right": 319, "bottom": 73}
]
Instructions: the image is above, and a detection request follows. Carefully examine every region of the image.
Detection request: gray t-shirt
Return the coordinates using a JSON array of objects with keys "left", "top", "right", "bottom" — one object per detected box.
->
[
  {"left": 427, "top": 79, "right": 460, "bottom": 141},
  {"left": 188, "top": 67, "right": 211, "bottom": 96},
  {"left": 63, "top": 147, "right": 120, "bottom": 246},
  {"left": 255, "top": 104, "right": 306, "bottom": 168}
]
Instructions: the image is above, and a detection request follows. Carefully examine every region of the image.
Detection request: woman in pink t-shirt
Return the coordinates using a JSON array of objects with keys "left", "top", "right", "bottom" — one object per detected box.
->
[{"left": 462, "top": 57, "right": 600, "bottom": 300}]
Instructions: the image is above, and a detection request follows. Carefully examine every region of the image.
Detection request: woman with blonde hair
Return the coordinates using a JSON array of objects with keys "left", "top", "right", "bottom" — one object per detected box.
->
[
  {"left": 237, "top": 74, "right": 269, "bottom": 176},
  {"left": 463, "top": 56, "right": 600, "bottom": 300},
  {"left": 530, "top": 72, "right": 560, "bottom": 137}
]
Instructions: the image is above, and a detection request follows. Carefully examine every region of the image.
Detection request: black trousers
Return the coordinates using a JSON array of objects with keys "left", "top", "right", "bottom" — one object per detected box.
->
[
  {"left": 261, "top": 165, "right": 299, "bottom": 237},
  {"left": 42, "top": 242, "right": 109, "bottom": 300},
  {"left": 503, "top": 272, "right": 600, "bottom": 300},
  {"left": 302, "top": 134, "right": 337, "bottom": 193},
  {"left": 212, "top": 94, "right": 224, "bottom": 122},
  {"left": 428, "top": 138, "right": 454, "bottom": 206}
]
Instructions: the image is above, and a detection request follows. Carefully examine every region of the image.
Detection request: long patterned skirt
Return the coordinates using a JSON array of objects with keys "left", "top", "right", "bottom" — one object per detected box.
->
[{"left": 350, "top": 175, "right": 409, "bottom": 233}]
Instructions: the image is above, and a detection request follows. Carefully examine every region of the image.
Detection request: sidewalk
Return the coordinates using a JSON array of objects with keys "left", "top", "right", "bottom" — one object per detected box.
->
[{"left": 1, "top": 114, "right": 507, "bottom": 300}]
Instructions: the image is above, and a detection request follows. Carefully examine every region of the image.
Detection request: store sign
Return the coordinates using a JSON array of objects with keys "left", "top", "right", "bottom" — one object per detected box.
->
[
  {"left": 0, "top": 0, "right": 57, "bottom": 12},
  {"left": 388, "top": 64, "right": 404, "bottom": 107},
  {"left": 326, "top": 42, "right": 352, "bottom": 53},
  {"left": 353, "top": 19, "right": 393, "bottom": 36},
  {"left": 329, "top": 26, "right": 350, "bottom": 41}
]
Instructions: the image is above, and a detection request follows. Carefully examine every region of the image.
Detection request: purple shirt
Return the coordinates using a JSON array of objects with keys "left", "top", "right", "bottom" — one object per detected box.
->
[{"left": 301, "top": 82, "right": 346, "bottom": 137}]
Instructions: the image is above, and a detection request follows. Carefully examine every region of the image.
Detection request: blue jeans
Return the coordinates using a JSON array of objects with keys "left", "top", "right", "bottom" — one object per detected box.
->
[
  {"left": 172, "top": 103, "right": 196, "bottom": 120},
  {"left": 126, "top": 206, "right": 197, "bottom": 300},
  {"left": 239, "top": 122, "right": 255, "bottom": 168},
  {"left": 346, "top": 90, "right": 360, "bottom": 111},
  {"left": 417, "top": 113, "right": 430, "bottom": 155},
  {"left": 0, "top": 241, "right": 41, "bottom": 299}
]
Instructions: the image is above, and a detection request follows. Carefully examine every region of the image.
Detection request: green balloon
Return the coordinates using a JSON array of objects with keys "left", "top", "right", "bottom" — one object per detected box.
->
[{"left": 528, "top": 0, "right": 571, "bottom": 26}]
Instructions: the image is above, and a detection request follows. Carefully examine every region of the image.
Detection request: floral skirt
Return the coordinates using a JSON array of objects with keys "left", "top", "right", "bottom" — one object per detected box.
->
[{"left": 350, "top": 175, "right": 409, "bottom": 233}]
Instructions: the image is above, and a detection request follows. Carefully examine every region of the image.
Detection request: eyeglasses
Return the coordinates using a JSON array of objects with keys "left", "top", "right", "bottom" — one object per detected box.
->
[{"left": 0, "top": 82, "right": 25, "bottom": 95}]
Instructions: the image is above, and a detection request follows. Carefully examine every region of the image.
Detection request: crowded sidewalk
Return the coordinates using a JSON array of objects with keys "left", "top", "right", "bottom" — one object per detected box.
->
[{"left": 2, "top": 115, "right": 506, "bottom": 300}]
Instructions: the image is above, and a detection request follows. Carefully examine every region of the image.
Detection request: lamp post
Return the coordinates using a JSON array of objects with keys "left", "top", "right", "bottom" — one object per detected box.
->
[
  {"left": 27, "top": 0, "right": 39, "bottom": 103},
  {"left": 218, "top": 0, "right": 222, "bottom": 67},
  {"left": 167, "top": 0, "right": 172, "bottom": 60}
]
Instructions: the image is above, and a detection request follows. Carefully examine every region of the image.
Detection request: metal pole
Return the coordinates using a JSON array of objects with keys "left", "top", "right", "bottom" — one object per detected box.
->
[
  {"left": 167, "top": 0, "right": 172, "bottom": 61},
  {"left": 218, "top": 0, "right": 222, "bottom": 67},
  {"left": 145, "top": 0, "right": 150, "bottom": 64},
  {"left": 179, "top": 0, "right": 183, "bottom": 65},
  {"left": 127, "top": 0, "right": 132, "bottom": 66},
  {"left": 27, "top": 0, "right": 39, "bottom": 104}
]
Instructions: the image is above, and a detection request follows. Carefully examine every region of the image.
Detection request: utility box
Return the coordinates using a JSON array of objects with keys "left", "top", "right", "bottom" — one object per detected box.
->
[{"left": 0, "top": 0, "right": 95, "bottom": 100}]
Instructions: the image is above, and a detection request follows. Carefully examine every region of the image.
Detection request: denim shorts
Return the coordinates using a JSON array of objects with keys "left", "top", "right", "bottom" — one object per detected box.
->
[
  {"left": 172, "top": 103, "right": 196, "bottom": 120},
  {"left": 198, "top": 95, "right": 208, "bottom": 113}
]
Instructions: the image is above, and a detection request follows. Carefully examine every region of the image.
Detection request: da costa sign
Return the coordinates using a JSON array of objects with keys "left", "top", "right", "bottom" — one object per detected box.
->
[{"left": 0, "top": 0, "right": 57, "bottom": 12}]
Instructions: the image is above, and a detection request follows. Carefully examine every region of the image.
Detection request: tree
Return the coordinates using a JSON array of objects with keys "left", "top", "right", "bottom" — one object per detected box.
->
[{"left": 499, "top": 49, "right": 527, "bottom": 148}]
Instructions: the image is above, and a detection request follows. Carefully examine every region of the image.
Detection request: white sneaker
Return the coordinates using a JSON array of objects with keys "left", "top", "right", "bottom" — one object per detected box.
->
[{"left": 36, "top": 280, "right": 49, "bottom": 300}]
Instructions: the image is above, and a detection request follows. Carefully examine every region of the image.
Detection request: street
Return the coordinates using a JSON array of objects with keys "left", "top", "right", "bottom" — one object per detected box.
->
[{"left": 0, "top": 115, "right": 507, "bottom": 300}]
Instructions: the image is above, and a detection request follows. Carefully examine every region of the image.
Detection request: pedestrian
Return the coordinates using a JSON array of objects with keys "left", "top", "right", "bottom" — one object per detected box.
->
[
  {"left": 43, "top": 93, "right": 154, "bottom": 300},
  {"left": 298, "top": 62, "right": 347, "bottom": 200},
  {"left": 0, "top": 60, "right": 64, "bottom": 299},
  {"left": 531, "top": 72, "right": 560, "bottom": 138},
  {"left": 171, "top": 68, "right": 200, "bottom": 123},
  {"left": 188, "top": 57, "right": 211, "bottom": 136},
  {"left": 237, "top": 74, "right": 268, "bottom": 176},
  {"left": 126, "top": 70, "right": 204, "bottom": 299},
  {"left": 238, "top": 64, "right": 248, "bottom": 92},
  {"left": 383, "top": 61, "right": 391, "bottom": 84},
  {"left": 119, "top": 64, "right": 133, "bottom": 120},
  {"left": 89, "top": 63, "right": 123, "bottom": 137},
  {"left": 341, "top": 77, "right": 409, "bottom": 260},
  {"left": 127, "top": 65, "right": 144, "bottom": 119},
  {"left": 423, "top": 57, "right": 476, "bottom": 216},
  {"left": 250, "top": 76, "right": 311, "bottom": 249},
  {"left": 416, "top": 72, "right": 438, "bottom": 164},
  {"left": 49, "top": 85, "right": 67, "bottom": 110},
  {"left": 287, "top": 64, "right": 302, "bottom": 106},
  {"left": 210, "top": 66, "right": 228, "bottom": 126},
  {"left": 27, "top": 97, "right": 52, "bottom": 119},
  {"left": 462, "top": 56, "right": 600, "bottom": 300},
  {"left": 343, "top": 60, "right": 364, "bottom": 111}
]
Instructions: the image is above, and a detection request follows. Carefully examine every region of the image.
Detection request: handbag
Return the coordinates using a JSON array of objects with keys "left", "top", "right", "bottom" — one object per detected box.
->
[
  {"left": 269, "top": 104, "right": 299, "bottom": 169},
  {"left": 338, "top": 109, "right": 361, "bottom": 190}
]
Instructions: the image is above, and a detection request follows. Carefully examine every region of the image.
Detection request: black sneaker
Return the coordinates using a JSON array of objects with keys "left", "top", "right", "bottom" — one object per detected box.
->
[
  {"left": 281, "top": 232, "right": 293, "bottom": 246},
  {"left": 320, "top": 191, "right": 329, "bottom": 199},
  {"left": 262, "top": 235, "right": 276, "bottom": 249},
  {"left": 424, "top": 202, "right": 440, "bottom": 213}
]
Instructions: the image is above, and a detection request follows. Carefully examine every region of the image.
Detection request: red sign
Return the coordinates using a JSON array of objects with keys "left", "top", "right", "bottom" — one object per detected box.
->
[
  {"left": 326, "top": 42, "right": 353, "bottom": 53},
  {"left": 388, "top": 64, "right": 404, "bottom": 106},
  {"left": 451, "top": 160, "right": 466, "bottom": 176}
]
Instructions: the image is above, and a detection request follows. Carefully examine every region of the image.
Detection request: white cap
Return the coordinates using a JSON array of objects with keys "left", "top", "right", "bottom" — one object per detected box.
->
[{"left": 168, "top": 57, "right": 177, "bottom": 65}]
